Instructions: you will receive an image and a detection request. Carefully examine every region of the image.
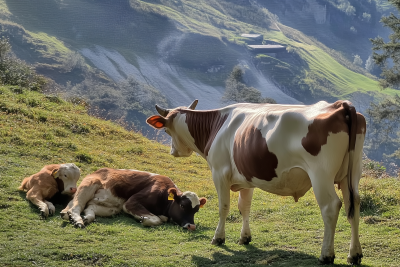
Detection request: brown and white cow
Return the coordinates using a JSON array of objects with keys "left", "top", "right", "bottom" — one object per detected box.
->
[
  {"left": 61, "top": 168, "right": 207, "bottom": 230},
  {"left": 19, "top": 164, "right": 80, "bottom": 218},
  {"left": 146, "top": 99, "right": 366, "bottom": 265}
]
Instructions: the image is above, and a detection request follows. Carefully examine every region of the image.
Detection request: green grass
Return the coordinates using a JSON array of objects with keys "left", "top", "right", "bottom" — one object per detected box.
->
[{"left": 1, "top": 86, "right": 400, "bottom": 266}]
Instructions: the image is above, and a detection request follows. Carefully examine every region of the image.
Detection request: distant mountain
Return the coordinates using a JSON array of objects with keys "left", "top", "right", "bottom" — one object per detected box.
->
[{"left": 0, "top": 0, "right": 397, "bottom": 131}]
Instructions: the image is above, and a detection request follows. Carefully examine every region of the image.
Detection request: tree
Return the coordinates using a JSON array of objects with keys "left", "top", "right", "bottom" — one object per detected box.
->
[
  {"left": 222, "top": 66, "right": 276, "bottom": 104},
  {"left": 365, "top": 55, "right": 374, "bottom": 72},
  {"left": 353, "top": 54, "right": 363, "bottom": 66},
  {"left": 371, "top": 0, "right": 400, "bottom": 88}
]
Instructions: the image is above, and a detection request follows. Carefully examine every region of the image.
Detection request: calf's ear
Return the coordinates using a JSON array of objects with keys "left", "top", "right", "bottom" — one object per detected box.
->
[
  {"left": 146, "top": 115, "right": 166, "bottom": 129},
  {"left": 199, "top": 197, "right": 207, "bottom": 208},
  {"left": 51, "top": 168, "right": 60, "bottom": 178}
]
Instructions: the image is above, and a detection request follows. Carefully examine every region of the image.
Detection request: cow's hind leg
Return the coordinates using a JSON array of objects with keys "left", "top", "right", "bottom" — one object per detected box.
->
[
  {"left": 310, "top": 172, "right": 342, "bottom": 264},
  {"left": 83, "top": 203, "right": 121, "bottom": 225},
  {"left": 211, "top": 171, "right": 231, "bottom": 245},
  {"left": 340, "top": 176, "right": 362, "bottom": 264},
  {"left": 123, "top": 196, "right": 162, "bottom": 227},
  {"left": 238, "top": 188, "right": 254, "bottom": 245}
]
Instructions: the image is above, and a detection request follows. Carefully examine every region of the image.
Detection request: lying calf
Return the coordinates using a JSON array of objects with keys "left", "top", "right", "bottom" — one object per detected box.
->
[
  {"left": 19, "top": 164, "right": 80, "bottom": 218},
  {"left": 61, "top": 168, "right": 207, "bottom": 230}
]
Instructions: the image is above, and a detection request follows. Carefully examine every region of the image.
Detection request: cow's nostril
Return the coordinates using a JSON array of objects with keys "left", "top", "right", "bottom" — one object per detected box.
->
[
  {"left": 70, "top": 187, "right": 77, "bottom": 193},
  {"left": 188, "top": 224, "right": 196, "bottom": 231}
]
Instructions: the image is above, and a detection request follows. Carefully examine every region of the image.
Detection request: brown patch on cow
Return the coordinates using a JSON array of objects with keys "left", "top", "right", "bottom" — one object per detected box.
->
[
  {"left": 180, "top": 110, "right": 228, "bottom": 156},
  {"left": 233, "top": 126, "right": 278, "bottom": 181},
  {"left": 302, "top": 100, "right": 350, "bottom": 156}
]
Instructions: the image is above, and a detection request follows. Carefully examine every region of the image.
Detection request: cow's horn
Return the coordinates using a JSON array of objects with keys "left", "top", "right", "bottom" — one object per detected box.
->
[
  {"left": 155, "top": 104, "right": 170, "bottom": 117},
  {"left": 188, "top": 99, "right": 198, "bottom": 110}
]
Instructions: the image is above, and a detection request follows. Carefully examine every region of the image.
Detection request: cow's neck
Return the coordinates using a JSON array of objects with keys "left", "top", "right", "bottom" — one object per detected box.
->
[{"left": 179, "top": 109, "right": 228, "bottom": 158}]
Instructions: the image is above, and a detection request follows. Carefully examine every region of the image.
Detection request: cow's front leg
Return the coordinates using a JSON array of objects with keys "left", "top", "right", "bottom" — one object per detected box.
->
[
  {"left": 123, "top": 196, "right": 162, "bottom": 227},
  {"left": 211, "top": 171, "right": 231, "bottom": 245},
  {"left": 67, "top": 185, "right": 100, "bottom": 228},
  {"left": 60, "top": 199, "right": 73, "bottom": 220},
  {"left": 238, "top": 188, "right": 254, "bottom": 245},
  {"left": 26, "top": 189, "right": 49, "bottom": 218},
  {"left": 310, "top": 172, "right": 342, "bottom": 264},
  {"left": 44, "top": 201, "right": 56, "bottom": 216}
]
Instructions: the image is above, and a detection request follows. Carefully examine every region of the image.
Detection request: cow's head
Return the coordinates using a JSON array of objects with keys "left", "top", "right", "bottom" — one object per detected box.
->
[
  {"left": 167, "top": 188, "right": 207, "bottom": 231},
  {"left": 146, "top": 100, "right": 198, "bottom": 157},
  {"left": 51, "top": 163, "right": 80, "bottom": 195}
]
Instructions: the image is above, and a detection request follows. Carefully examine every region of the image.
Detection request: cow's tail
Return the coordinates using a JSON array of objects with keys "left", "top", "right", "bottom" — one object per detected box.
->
[
  {"left": 343, "top": 102, "right": 358, "bottom": 219},
  {"left": 18, "top": 177, "right": 30, "bottom": 191}
]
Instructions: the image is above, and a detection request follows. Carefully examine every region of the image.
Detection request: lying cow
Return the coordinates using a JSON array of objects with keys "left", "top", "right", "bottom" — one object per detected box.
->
[
  {"left": 19, "top": 164, "right": 80, "bottom": 218},
  {"left": 146, "top": 99, "right": 366, "bottom": 265},
  {"left": 61, "top": 168, "right": 207, "bottom": 230}
]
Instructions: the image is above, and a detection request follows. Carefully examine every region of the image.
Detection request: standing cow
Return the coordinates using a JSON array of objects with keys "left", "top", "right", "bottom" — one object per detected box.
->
[
  {"left": 146, "top": 99, "right": 366, "bottom": 265},
  {"left": 61, "top": 168, "right": 207, "bottom": 230}
]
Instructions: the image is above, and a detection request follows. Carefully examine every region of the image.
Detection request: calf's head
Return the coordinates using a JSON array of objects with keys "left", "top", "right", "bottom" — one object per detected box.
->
[
  {"left": 51, "top": 163, "right": 80, "bottom": 195},
  {"left": 168, "top": 188, "right": 207, "bottom": 231},
  {"left": 146, "top": 100, "right": 198, "bottom": 157}
]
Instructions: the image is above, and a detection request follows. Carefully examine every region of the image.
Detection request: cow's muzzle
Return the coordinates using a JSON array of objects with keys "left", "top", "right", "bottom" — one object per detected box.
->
[{"left": 183, "top": 223, "right": 196, "bottom": 231}]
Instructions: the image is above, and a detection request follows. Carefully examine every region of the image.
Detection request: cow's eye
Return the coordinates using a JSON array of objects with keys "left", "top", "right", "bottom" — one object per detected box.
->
[{"left": 180, "top": 204, "right": 184, "bottom": 209}]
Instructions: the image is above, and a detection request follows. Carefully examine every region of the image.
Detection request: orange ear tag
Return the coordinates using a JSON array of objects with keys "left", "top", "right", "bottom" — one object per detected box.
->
[
  {"left": 168, "top": 192, "right": 174, "bottom": 200},
  {"left": 199, "top": 204, "right": 204, "bottom": 208}
]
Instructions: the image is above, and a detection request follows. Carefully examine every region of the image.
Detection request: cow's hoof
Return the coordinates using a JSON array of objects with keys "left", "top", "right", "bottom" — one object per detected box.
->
[
  {"left": 40, "top": 211, "right": 48, "bottom": 219},
  {"left": 60, "top": 211, "right": 69, "bottom": 220},
  {"left": 211, "top": 238, "right": 225, "bottom": 245},
  {"left": 347, "top": 253, "right": 363, "bottom": 265},
  {"left": 318, "top": 255, "right": 335, "bottom": 265},
  {"left": 48, "top": 208, "right": 55, "bottom": 216},
  {"left": 82, "top": 216, "right": 88, "bottom": 225},
  {"left": 238, "top": 236, "right": 252, "bottom": 245}
]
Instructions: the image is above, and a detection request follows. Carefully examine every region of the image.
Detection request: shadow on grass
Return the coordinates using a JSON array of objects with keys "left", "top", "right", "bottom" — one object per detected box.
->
[{"left": 192, "top": 244, "right": 372, "bottom": 267}]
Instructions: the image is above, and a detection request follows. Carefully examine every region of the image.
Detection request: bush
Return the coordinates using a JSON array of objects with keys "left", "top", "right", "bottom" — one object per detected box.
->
[
  {"left": 222, "top": 65, "right": 276, "bottom": 104},
  {"left": 0, "top": 36, "right": 47, "bottom": 91}
]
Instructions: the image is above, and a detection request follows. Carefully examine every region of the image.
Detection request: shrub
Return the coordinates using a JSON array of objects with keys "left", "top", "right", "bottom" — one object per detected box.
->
[{"left": 0, "top": 36, "right": 48, "bottom": 91}]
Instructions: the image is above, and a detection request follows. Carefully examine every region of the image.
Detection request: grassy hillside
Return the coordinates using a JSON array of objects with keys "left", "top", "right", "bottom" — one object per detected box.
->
[{"left": 1, "top": 86, "right": 400, "bottom": 266}]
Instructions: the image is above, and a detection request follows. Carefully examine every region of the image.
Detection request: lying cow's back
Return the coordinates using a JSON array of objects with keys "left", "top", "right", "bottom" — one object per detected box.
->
[{"left": 81, "top": 168, "right": 175, "bottom": 200}]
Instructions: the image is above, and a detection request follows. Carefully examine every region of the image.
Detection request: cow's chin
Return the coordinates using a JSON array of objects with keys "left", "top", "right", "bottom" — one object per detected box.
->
[{"left": 170, "top": 147, "right": 192, "bottom": 157}]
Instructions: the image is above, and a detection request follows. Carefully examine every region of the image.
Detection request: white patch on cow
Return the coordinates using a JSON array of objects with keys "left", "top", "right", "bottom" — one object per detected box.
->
[
  {"left": 142, "top": 215, "right": 163, "bottom": 226},
  {"left": 88, "top": 189, "right": 124, "bottom": 208},
  {"left": 182, "top": 191, "right": 200, "bottom": 208}
]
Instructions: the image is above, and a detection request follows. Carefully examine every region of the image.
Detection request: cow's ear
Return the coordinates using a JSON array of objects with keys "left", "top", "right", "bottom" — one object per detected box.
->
[
  {"left": 199, "top": 197, "right": 207, "bottom": 208},
  {"left": 168, "top": 188, "right": 179, "bottom": 201},
  {"left": 146, "top": 115, "right": 166, "bottom": 129},
  {"left": 51, "top": 168, "right": 59, "bottom": 179}
]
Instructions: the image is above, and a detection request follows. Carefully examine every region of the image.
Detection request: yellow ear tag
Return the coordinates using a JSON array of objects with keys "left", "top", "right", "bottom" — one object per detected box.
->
[
  {"left": 168, "top": 192, "right": 174, "bottom": 201},
  {"left": 199, "top": 204, "right": 204, "bottom": 208},
  {"left": 53, "top": 170, "right": 58, "bottom": 177}
]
